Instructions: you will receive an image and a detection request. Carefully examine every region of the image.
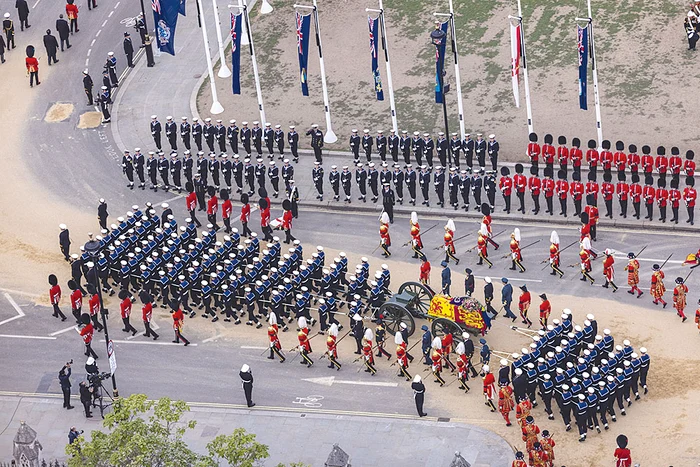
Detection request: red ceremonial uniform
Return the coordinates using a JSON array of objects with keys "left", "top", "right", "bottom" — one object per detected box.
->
[
  {"left": 240, "top": 203, "right": 251, "bottom": 223},
  {"left": 510, "top": 239, "right": 522, "bottom": 261},
  {"left": 206, "top": 195, "right": 218, "bottom": 215},
  {"left": 518, "top": 290, "right": 531, "bottom": 313},
  {"left": 580, "top": 250, "right": 592, "bottom": 272},
  {"left": 683, "top": 187, "right": 697, "bottom": 207},
  {"left": 557, "top": 145, "right": 569, "bottom": 167},
  {"left": 586, "top": 148, "right": 599, "bottom": 168},
  {"left": 499, "top": 176, "right": 513, "bottom": 196},
  {"left": 431, "top": 349, "right": 442, "bottom": 371},
  {"left": 569, "top": 180, "right": 583, "bottom": 201},
  {"left": 627, "top": 259, "right": 640, "bottom": 286},
  {"left": 539, "top": 299, "right": 551, "bottom": 321},
  {"left": 513, "top": 174, "right": 527, "bottom": 194},
  {"left": 298, "top": 330, "right": 312, "bottom": 352},
  {"left": 25, "top": 56, "right": 39, "bottom": 73},
  {"left": 655, "top": 154, "right": 668, "bottom": 175},
  {"left": 527, "top": 142, "right": 540, "bottom": 165},
  {"left": 528, "top": 175, "right": 541, "bottom": 196},
  {"left": 602, "top": 181, "right": 614, "bottom": 201},
  {"left": 651, "top": 271, "right": 666, "bottom": 300},
  {"left": 549, "top": 243, "right": 560, "bottom": 267},
  {"left": 542, "top": 143, "right": 555, "bottom": 165},
  {"left": 543, "top": 177, "right": 555, "bottom": 199},
  {"left": 89, "top": 294, "right": 100, "bottom": 316},
  {"left": 580, "top": 222, "right": 591, "bottom": 240},
  {"left": 685, "top": 158, "right": 696, "bottom": 176},
  {"left": 669, "top": 187, "right": 681, "bottom": 208},
  {"left": 326, "top": 335, "right": 337, "bottom": 358},
  {"left": 515, "top": 398, "right": 532, "bottom": 427},
  {"left": 585, "top": 181, "right": 599, "bottom": 203},
  {"left": 142, "top": 302, "right": 153, "bottom": 322},
  {"left": 616, "top": 181, "right": 629, "bottom": 200},
  {"left": 614, "top": 447, "right": 632, "bottom": 467},
  {"left": 482, "top": 371, "right": 496, "bottom": 399},
  {"left": 477, "top": 235, "right": 488, "bottom": 257},
  {"left": 512, "top": 460, "right": 528, "bottom": 467},
  {"left": 630, "top": 182, "right": 642, "bottom": 203},
  {"left": 380, "top": 224, "right": 391, "bottom": 246},
  {"left": 600, "top": 149, "right": 613, "bottom": 171},
  {"left": 670, "top": 155, "right": 682, "bottom": 175},
  {"left": 70, "top": 289, "right": 82, "bottom": 311},
  {"left": 614, "top": 150, "right": 627, "bottom": 172},
  {"left": 556, "top": 179, "right": 569, "bottom": 200},
  {"left": 673, "top": 284, "right": 688, "bottom": 318},
  {"left": 444, "top": 232, "right": 455, "bottom": 254},
  {"left": 656, "top": 187, "right": 668, "bottom": 208},
  {"left": 222, "top": 199, "right": 232, "bottom": 219},
  {"left": 498, "top": 385, "right": 515, "bottom": 424},
  {"left": 419, "top": 260, "right": 431, "bottom": 283},
  {"left": 396, "top": 342, "right": 408, "bottom": 367},
  {"left": 641, "top": 154, "right": 654, "bottom": 174},
  {"left": 50, "top": 285, "right": 62, "bottom": 305},
  {"left": 282, "top": 209, "right": 293, "bottom": 230},
  {"left": 80, "top": 322, "right": 94, "bottom": 344},
  {"left": 441, "top": 333, "right": 453, "bottom": 354},
  {"left": 363, "top": 339, "right": 375, "bottom": 364},
  {"left": 260, "top": 206, "right": 270, "bottom": 227},
  {"left": 65, "top": 3, "right": 79, "bottom": 19},
  {"left": 186, "top": 192, "right": 197, "bottom": 211},
  {"left": 269, "top": 325, "right": 282, "bottom": 350},
  {"left": 603, "top": 255, "right": 615, "bottom": 280},
  {"left": 411, "top": 225, "right": 423, "bottom": 249},
  {"left": 120, "top": 297, "right": 132, "bottom": 319},
  {"left": 643, "top": 185, "right": 656, "bottom": 206},
  {"left": 570, "top": 146, "right": 583, "bottom": 169},
  {"left": 627, "top": 151, "right": 640, "bottom": 172},
  {"left": 172, "top": 309, "right": 184, "bottom": 332},
  {"left": 482, "top": 215, "right": 493, "bottom": 235}
]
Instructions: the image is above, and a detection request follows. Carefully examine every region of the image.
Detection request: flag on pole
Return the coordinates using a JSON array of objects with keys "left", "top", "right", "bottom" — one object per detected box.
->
[
  {"left": 577, "top": 25, "right": 589, "bottom": 110},
  {"left": 510, "top": 21, "right": 522, "bottom": 108},
  {"left": 152, "top": 0, "right": 181, "bottom": 56},
  {"left": 179, "top": 0, "right": 186, "bottom": 15},
  {"left": 435, "top": 21, "right": 449, "bottom": 104},
  {"left": 296, "top": 12, "right": 311, "bottom": 96},
  {"left": 368, "top": 16, "right": 384, "bottom": 101},
  {"left": 231, "top": 12, "right": 242, "bottom": 95}
]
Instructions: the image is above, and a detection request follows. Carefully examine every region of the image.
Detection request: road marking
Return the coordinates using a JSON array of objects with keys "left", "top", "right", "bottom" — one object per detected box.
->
[
  {"left": 612, "top": 255, "right": 684, "bottom": 265},
  {"left": 292, "top": 395, "right": 324, "bottom": 408},
  {"left": 49, "top": 325, "right": 78, "bottom": 336},
  {"left": 32, "top": 0, "right": 41, "bottom": 8},
  {"left": 101, "top": 339, "right": 198, "bottom": 346},
  {"left": 0, "top": 288, "right": 41, "bottom": 298},
  {"left": 95, "top": 29, "right": 101, "bottom": 37},
  {"left": 160, "top": 193, "right": 185, "bottom": 204},
  {"left": 474, "top": 275, "right": 542, "bottom": 283},
  {"left": 0, "top": 334, "right": 57, "bottom": 340},
  {"left": 115, "top": 1, "right": 120, "bottom": 6},
  {"left": 108, "top": 10, "right": 114, "bottom": 17},
  {"left": 0, "top": 293, "right": 26, "bottom": 327},
  {"left": 302, "top": 376, "right": 399, "bottom": 388},
  {"left": 202, "top": 334, "right": 224, "bottom": 343},
  {"left": 240, "top": 345, "right": 267, "bottom": 350},
  {"left": 126, "top": 319, "right": 159, "bottom": 339},
  {"left": 85, "top": 58, "right": 89, "bottom": 67},
  {"left": 102, "top": 19, "right": 108, "bottom": 27},
  {"left": 91, "top": 39, "right": 96, "bottom": 46},
  {"left": 87, "top": 48, "right": 91, "bottom": 56}
]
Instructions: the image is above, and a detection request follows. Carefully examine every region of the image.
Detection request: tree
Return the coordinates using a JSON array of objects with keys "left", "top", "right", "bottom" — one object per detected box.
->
[{"left": 65, "top": 394, "right": 308, "bottom": 467}]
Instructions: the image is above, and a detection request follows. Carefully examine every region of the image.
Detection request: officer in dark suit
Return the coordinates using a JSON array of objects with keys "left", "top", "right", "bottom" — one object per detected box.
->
[
  {"left": 485, "top": 170, "right": 497, "bottom": 209},
  {"left": 43, "top": 29, "right": 59, "bottom": 65},
  {"left": 239, "top": 364, "right": 255, "bottom": 407},
  {"left": 306, "top": 124, "right": 324, "bottom": 163},
  {"left": 194, "top": 174, "right": 206, "bottom": 210},
  {"left": 82, "top": 69, "right": 93, "bottom": 105},
  {"left": 56, "top": 14, "right": 70, "bottom": 50},
  {"left": 441, "top": 261, "right": 451, "bottom": 295},
  {"left": 412, "top": 375, "right": 427, "bottom": 417},
  {"left": 123, "top": 32, "right": 134, "bottom": 67},
  {"left": 15, "top": 0, "right": 30, "bottom": 30},
  {"left": 382, "top": 183, "right": 395, "bottom": 223}
]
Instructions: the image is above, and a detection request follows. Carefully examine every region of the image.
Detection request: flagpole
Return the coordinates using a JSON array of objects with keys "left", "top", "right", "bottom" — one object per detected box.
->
[
  {"left": 295, "top": 1, "right": 336, "bottom": 144},
  {"left": 586, "top": 0, "right": 603, "bottom": 147},
  {"left": 378, "top": 0, "right": 398, "bottom": 134},
  {"left": 242, "top": 0, "right": 266, "bottom": 125},
  {"left": 212, "top": 0, "right": 232, "bottom": 78},
  {"left": 517, "top": 0, "right": 534, "bottom": 134},
  {"left": 447, "top": 0, "right": 465, "bottom": 142},
  {"left": 197, "top": 0, "right": 224, "bottom": 114}
]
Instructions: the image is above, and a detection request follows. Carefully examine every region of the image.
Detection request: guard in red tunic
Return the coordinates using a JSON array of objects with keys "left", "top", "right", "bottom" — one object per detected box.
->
[
  {"left": 655, "top": 145, "right": 668, "bottom": 180},
  {"left": 614, "top": 140, "right": 627, "bottom": 174},
  {"left": 601, "top": 172, "right": 614, "bottom": 218},
  {"left": 48, "top": 274, "right": 67, "bottom": 321},
  {"left": 140, "top": 291, "right": 158, "bottom": 340},
  {"left": 540, "top": 430, "right": 556, "bottom": 465},
  {"left": 206, "top": 187, "right": 220, "bottom": 230},
  {"left": 499, "top": 166, "right": 513, "bottom": 214},
  {"left": 281, "top": 199, "right": 296, "bottom": 244},
  {"left": 656, "top": 178, "right": 669, "bottom": 222},
  {"left": 443, "top": 219, "right": 459, "bottom": 264},
  {"left": 267, "top": 312, "right": 285, "bottom": 361},
  {"left": 515, "top": 396, "right": 532, "bottom": 428},
  {"left": 602, "top": 249, "right": 618, "bottom": 292},
  {"left": 584, "top": 202, "right": 599, "bottom": 244},
  {"left": 673, "top": 277, "right": 688, "bottom": 322},
  {"left": 586, "top": 139, "right": 599, "bottom": 179},
  {"left": 512, "top": 451, "right": 528, "bottom": 467},
  {"left": 513, "top": 163, "right": 527, "bottom": 213},
  {"left": 540, "top": 168, "right": 555, "bottom": 217},
  {"left": 482, "top": 364, "right": 497, "bottom": 411},
  {"left": 410, "top": 212, "right": 424, "bottom": 259},
  {"left": 297, "top": 316, "right": 314, "bottom": 367},
  {"left": 80, "top": 321, "right": 98, "bottom": 359},
  {"left": 684, "top": 176, "right": 697, "bottom": 225},
  {"left": 362, "top": 328, "right": 377, "bottom": 375},
  {"left": 580, "top": 248, "right": 595, "bottom": 284},
  {"left": 570, "top": 137, "right": 583, "bottom": 176},
  {"left": 454, "top": 341, "right": 470, "bottom": 392},
  {"left": 669, "top": 146, "right": 682, "bottom": 185},
  {"left": 419, "top": 256, "right": 431, "bottom": 286},
  {"left": 379, "top": 211, "right": 391, "bottom": 257},
  {"left": 87, "top": 285, "right": 104, "bottom": 332},
  {"left": 616, "top": 172, "right": 629, "bottom": 218},
  {"left": 528, "top": 166, "right": 541, "bottom": 215},
  {"left": 509, "top": 228, "right": 525, "bottom": 273},
  {"left": 395, "top": 331, "right": 411, "bottom": 380},
  {"left": 498, "top": 381, "right": 515, "bottom": 426},
  {"left": 172, "top": 307, "right": 190, "bottom": 346},
  {"left": 481, "top": 204, "right": 499, "bottom": 249},
  {"left": 477, "top": 227, "right": 493, "bottom": 268},
  {"left": 650, "top": 264, "right": 667, "bottom": 307},
  {"left": 685, "top": 150, "right": 696, "bottom": 177},
  {"left": 441, "top": 331, "right": 456, "bottom": 371},
  {"left": 627, "top": 143, "right": 640, "bottom": 177},
  {"left": 518, "top": 285, "right": 532, "bottom": 327},
  {"left": 630, "top": 173, "right": 642, "bottom": 219},
  {"left": 431, "top": 337, "right": 445, "bottom": 386},
  {"left": 239, "top": 193, "right": 252, "bottom": 236},
  {"left": 527, "top": 132, "right": 540, "bottom": 169},
  {"left": 669, "top": 178, "right": 681, "bottom": 224},
  {"left": 557, "top": 136, "right": 569, "bottom": 172},
  {"left": 641, "top": 145, "right": 654, "bottom": 177},
  {"left": 548, "top": 231, "right": 563, "bottom": 277},
  {"left": 585, "top": 171, "right": 599, "bottom": 207},
  {"left": 569, "top": 171, "right": 584, "bottom": 216},
  {"left": 522, "top": 415, "right": 541, "bottom": 453},
  {"left": 553, "top": 170, "right": 568, "bottom": 217},
  {"left": 221, "top": 189, "right": 233, "bottom": 234},
  {"left": 538, "top": 293, "right": 551, "bottom": 328},
  {"left": 68, "top": 280, "right": 83, "bottom": 324},
  {"left": 626, "top": 252, "right": 642, "bottom": 297},
  {"left": 118, "top": 290, "right": 138, "bottom": 335},
  {"left": 643, "top": 176, "right": 656, "bottom": 220},
  {"left": 326, "top": 323, "right": 341, "bottom": 370},
  {"left": 542, "top": 134, "right": 555, "bottom": 172},
  {"left": 600, "top": 140, "right": 613, "bottom": 176}
]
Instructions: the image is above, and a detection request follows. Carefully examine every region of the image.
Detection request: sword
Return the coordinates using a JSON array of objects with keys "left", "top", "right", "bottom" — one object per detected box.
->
[
  {"left": 501, "top": 239, "right": 541, "bottom": 259},
  {"left": 433, "top": 232, "right": 472, "bottom": 250},
  {"left": 402, "top": 223, "right": 439, "bottom": 247},
  {"left": 659, "top": 253, "right": 673, "bottom": 270},
  {"left": 319, "top": 329, "right": 352, "bottom": 360},
  {"left": 683, "top": 268, "right": 695, "bottom": 284},
  {"left": 634, "top": 245, "right": 648, "bottom": 259},
  {"left": 287, "top": 331, "right": 320, "bottom": 352}
]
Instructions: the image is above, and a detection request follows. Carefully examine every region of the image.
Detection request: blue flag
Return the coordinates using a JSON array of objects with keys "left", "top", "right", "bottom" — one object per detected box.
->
[
  {"left": 152, "top": 0, "right": 180, "bottom": 56},
  {"left": 296, "top": 12, "right": 311, "bottom": 96},
  {"left": 231, "top": 12, "right": 242, "bottom": 95},
  {"left": 368, "top": 16, "right": 384, "bottom": 101},
  {"left": 435, "top": 21, "right": 449, "bottom": 104},
  {"left": 577, "top": 25, "right": 589, "bottom": 110},
  {"left": 179, "top": 0, "right": 186, "bottom": 16}
]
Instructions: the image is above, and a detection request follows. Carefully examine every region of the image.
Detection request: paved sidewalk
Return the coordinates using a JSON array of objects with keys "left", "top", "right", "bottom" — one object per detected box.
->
[{"left": 0, "top": 394, "right": 513, "bottom": 466}]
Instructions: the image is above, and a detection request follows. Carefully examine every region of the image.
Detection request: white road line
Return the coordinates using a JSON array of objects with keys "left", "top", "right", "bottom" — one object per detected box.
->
[
  {"left": 240, "top": 345, "right": 267, "bottom": 350},
  {"left": 0, "top": 293, "right": 26, "bottom": 327},
  {"left": 49, "top": 325, "right": 78, "bottom": 336},
  {"left": 613, "top": 255, "right": 684, "bottom": 264},
  {"left": 85, "top": 58, "right": 89, "bottom": 67},
  {"left": 87, "top": 48, "right": 92, "bottom": 56},
  {"left": 161, "top": 193, "right": 185, "bottom": 204},
  {"left": 31, "top": 0, "right": 41, "bottom": 8},
  {"left": 101, "top": 339, "right": 197, "bottom": 346},
  {"left": 102, "top": 19, "right": 108, "bottom": 27},
  {"left": 91, "top": 39, "right": 96, "bottom": 46},
  {"left": 0, "top": 288, "right": 41, "bottom": 298},
  {"left": 0, "top": 334, "right": 57, "bottom": 340},
  {"left": 108, "top": 10, "right": 114, "bottom": 17},
  {"left": 115, "top": 1, "right": 120, "bottom": 7},
  {"left": 302, "top": 376, "right": 398, "bottom": 387},
  {"left": 202, "top": 334, "right": 224, "bottom": 343},
  {"left": 474, "top": 275, "right": 542, "bottom": 283},
  {"left": 95, "top": 29, "right": 101, "bottom": 37}
]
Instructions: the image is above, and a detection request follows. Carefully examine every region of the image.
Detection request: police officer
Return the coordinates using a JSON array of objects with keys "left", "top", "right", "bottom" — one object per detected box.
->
[{"left": 382, "top": 183, "right": 395, "bottom": 223}]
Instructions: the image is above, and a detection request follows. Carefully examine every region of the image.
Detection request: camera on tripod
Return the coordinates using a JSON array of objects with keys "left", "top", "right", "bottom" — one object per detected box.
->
[{"left": 87, "top": 372, "right": 111, "bottom": 385}]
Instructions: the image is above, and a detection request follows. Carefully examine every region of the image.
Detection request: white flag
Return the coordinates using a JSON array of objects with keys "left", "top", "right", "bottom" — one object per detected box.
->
[{"left": 510, "top": 22, "right": 521, "bottom": 108}]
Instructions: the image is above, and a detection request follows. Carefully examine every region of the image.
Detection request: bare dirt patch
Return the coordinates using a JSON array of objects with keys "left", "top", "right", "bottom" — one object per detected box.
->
[
  {"left": 78, "top": 111, "right": 105, "bottom": 129},
  {"left": 44, "top": 103, "right": 74, "bottom": 123}
]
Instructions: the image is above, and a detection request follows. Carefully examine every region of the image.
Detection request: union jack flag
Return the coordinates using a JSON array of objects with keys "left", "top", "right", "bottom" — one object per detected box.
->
[
  {"left": 368, "top": 17, "right": 376, "bottom": 58},
  {"left": 230, "top": 13, "right": 237, "bottom": 53},
  {"left": 152, "top": 0, "right": 160, "bottom": 14},
  {"left": 296, "top": 12, "right": 304, "bottom": 54}
]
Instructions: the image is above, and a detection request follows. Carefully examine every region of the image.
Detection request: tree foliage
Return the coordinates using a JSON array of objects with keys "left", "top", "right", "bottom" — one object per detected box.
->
[{"left": 65, "top": 394, "right": 308, "bottom": 467}]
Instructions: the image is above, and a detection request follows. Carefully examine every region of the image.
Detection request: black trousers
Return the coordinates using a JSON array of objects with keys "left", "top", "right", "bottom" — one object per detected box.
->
[
  {"left": 48, "top": 51, "right": 58, "bottom": 65},
  {"left": 313, "top": 146, "right": 322, "bottom": 163},
  {"left": 126, "top": 51, "right": 134, "bottom": 67},
  {"left": 144, "top": 321, "right": 159, "bottom": 338},
  {"left": 531, "top": 194, "right": 540, "bottom": 213},
  {"left": 414, "top": 392, "right": 425, "bottom": 415},
  {"left": 84, "top": 342, "right": 98, "bottom": 359},
  {"left": 545, "top": 196, "right": 553, "bottom": 214},
  {"left": 620, "top": 199, "right": 628, "bottom": 217},
  {"left": 122, "top": 317, "right": 137, "bottom": 333},
  {"left": 633, "top": 201, "right": 641, "bottom": 218},
  {"left": 52, "top": 303, "right": 67, "bottom": 319},
  {"left": 516, "top": 192, "right": 525, "bottom": 212},
  {"left": 573, "top": 199, "right": 581, "bottom": 216},
  {"left": 62, "top": 386, "right": 72, "bottom": 407},
  {"left": 605, "top": 199, "right": 613, "bottom": 218},
  {"left": 243, "top": 382, "right": 254, "bottom": 407},
  {"left": 82, "top": 399, "right": 92, "bottom": 416}
]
